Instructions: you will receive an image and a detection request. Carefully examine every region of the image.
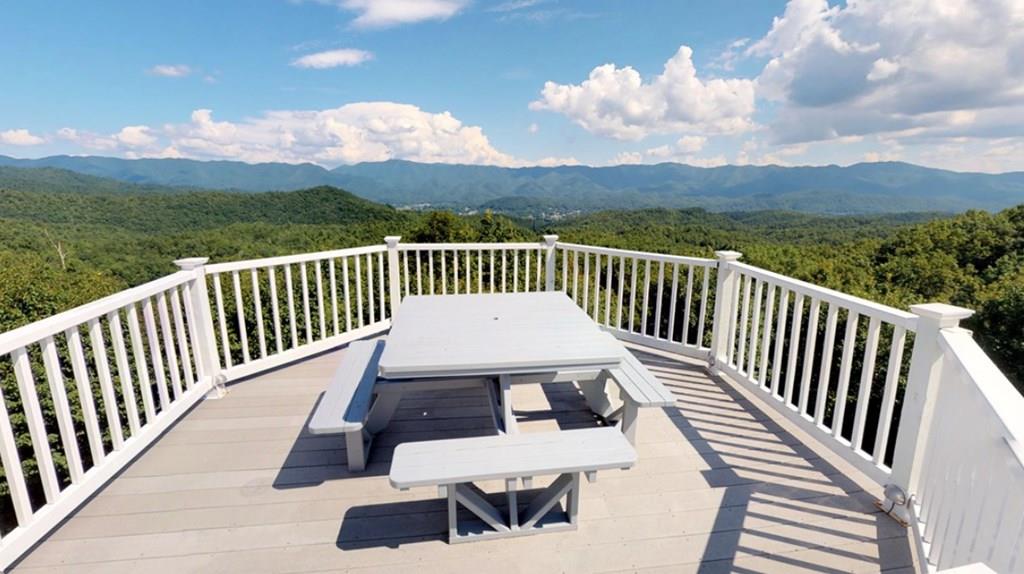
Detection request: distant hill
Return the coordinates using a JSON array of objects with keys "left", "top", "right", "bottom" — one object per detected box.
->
[
  {"left": 0, "top": 165, "right": 200, "bottom": 194},
  {"left": 3, "top": 155, "right": 1024, "bottom": 215},
  {"left": 0, "top": 156, "right": 327, "bottom": 191},
  {"left": 0, "top": 185, "right": 407, "bottom": 233}
]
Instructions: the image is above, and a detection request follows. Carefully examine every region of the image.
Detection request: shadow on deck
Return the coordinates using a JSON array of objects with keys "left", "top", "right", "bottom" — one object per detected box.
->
[{"left": 11, "top": 342, "right": 915, "bottom": 573}]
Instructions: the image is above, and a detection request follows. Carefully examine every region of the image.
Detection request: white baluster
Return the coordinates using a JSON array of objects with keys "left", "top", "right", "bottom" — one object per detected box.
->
[
  {"left": 88, "top": 317, "right": 125, "bottom": 448},
  {"left": 107, "top": 310, "right": 142, "bottom": 433},
  {"left": 12, "top": 346, "right": 60, "bottom": 501},
  {"left": 231, "top": 272, "right": 250, "bottom": 365},
  {"left": 41, "top": 336, "right": 85, "bottom": 482}
]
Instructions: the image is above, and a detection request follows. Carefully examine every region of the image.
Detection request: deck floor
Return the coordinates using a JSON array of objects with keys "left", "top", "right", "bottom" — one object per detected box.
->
[{"left": 13, "top": 341, "right": 916, "bottom": 573}]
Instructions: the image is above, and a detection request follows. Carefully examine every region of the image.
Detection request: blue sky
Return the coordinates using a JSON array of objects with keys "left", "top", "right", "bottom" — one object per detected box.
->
[{"left": 2, "top": 0, "right": 1022, "bottom": 172}]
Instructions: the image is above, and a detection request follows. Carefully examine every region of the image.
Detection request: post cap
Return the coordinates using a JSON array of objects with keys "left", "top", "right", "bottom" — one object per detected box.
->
[
  {"left": 910, "top": 303, "right": 975, "bottom": 328},
  {"left": 714, "top": 250, "right": 742, "bottom": 261},
  {"left": 542, "top": 234, "right": 558, "bottom": 246},
  {"left": 174, "top": 257, "right": 209, "bottom": 270},
  {"left": 384, "top": 236, "right": 402, "bottom": 247}
]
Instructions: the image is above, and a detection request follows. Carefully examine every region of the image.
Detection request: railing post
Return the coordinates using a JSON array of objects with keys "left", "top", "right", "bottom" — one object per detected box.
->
[
  {"left": 884, "top": 303, "right": 974, "bottom": 517},
  {"left": 708, "top": 250, "right": 742, "bottom": 374},
  {"left": 385, "top": 236, "right": 402, "bottom": 317},
  {"left": 174, "top": 257, "right": 226, "bottom": 398},
  {"left": 543, "top": 235, "right": 558, "bottom": 291}
]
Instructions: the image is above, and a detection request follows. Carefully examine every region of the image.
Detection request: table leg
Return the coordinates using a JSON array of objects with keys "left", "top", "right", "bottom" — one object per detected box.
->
[
  {"left": 365, "top": 390, "right": 403, "bottom": 434},
  {"left": 620, "top": 399, "right": 640, "bottom": 446},
  {"left": 578, "top": 373, "right": 618, "bottom": 419},
  {"left": 499, "top": 374, "right": 518, "bottom": 434}
]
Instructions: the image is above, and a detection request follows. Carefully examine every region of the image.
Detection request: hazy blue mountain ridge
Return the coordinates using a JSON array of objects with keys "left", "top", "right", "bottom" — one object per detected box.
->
[{"left": 2, "top": 155, "right": 1023, "bottom": 215}]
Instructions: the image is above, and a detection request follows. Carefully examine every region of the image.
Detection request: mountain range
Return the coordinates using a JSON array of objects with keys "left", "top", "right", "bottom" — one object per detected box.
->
[{"left": 2, "top": 154, "right": 1023, "bottom": 215}]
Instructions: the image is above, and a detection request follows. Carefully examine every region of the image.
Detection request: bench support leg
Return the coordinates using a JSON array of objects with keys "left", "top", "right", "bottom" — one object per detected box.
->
[
  {"left": 445, "top": 472, "right": 582, "bottom": 543},
  {"left": 506, "top": 478, "right": 519, "bottom": 530},
  {"left": 447, "top": 483, "right": 458, "bottom": 541},
  {"left": 566, "top": 472, "right": 581, "bottom": 525},
  {"left": 345, "top": 429, "right": 370, "bottom": 472}
]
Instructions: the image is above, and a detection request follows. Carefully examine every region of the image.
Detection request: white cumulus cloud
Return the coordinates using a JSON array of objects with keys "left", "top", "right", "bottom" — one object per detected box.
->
[
  {"left": 291, "top": 49, "right": 374, "bottom": 69},
  {"left": 609, "top": 136, "right": 719, "bottom": 166},
  {"left": 529, "top": 46, "right": 756, "bottom": 140},
  {"left": 747, "top": 0, "right": 1024, "bottom": 146},
  {"left": 115, "top": 125, "right": 158, "bottom": 148},
  {"left": 315, "top": 0, "right": 468, "bottom": 28},
  {"left": 866, "top": 58, "right": 900, "bottom": 82},
  {"left": 0, "top": 129, "right": 45, "bottom": 146},
  {"left": 48, "top": 103, "right": 564, "bottom": 166},
  {"left": 148, "top": 64, "right": 192, "bottom": 77}
]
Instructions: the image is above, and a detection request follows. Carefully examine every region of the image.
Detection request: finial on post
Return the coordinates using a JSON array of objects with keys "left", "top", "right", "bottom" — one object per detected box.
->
[
  {"left": 384, "top": 236, "right": 402, "bottom": 248},
  {"left": 542, "top": 234, "right": 558, "bottom": 246},
  {"left": 714, "top": 250, "right": 742, "bottom": 262}
]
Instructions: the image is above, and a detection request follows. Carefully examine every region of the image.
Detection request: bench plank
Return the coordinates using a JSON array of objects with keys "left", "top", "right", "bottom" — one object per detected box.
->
[
  {"left": 389, "top": 427, "right": 636, "bottom": 489},
  {"left": 609, "top": 350, "right": 676, "bottom": 408},
  {"left": 307, "top": 340, "right": 383, "bottom": 435}
]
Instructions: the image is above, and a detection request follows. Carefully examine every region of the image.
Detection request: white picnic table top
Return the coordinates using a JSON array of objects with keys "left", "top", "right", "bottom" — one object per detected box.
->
[{"left": 378, "top": 292, "right": 624, "bottom": 379}]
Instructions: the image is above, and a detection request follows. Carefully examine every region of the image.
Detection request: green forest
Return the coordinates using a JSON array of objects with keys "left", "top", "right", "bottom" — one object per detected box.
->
[{"left": 1, "top": 182, "right": 1020, "bottom": 390}]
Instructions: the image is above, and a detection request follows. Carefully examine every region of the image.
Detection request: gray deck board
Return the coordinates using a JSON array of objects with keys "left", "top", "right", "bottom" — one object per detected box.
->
[{"left": 12, "top": 340, "right": 915, "bottom": 573}]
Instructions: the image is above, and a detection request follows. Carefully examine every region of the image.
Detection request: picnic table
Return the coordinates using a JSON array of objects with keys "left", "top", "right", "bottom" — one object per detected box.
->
[
  {"left": 309, "top": 291, "right": 674, "bottom": 541},
  {"left": 377, "top": 292, "right": 625, "bottom": 433},
  {"left": 309, "top": 292, "right": 673, "bottom": 470}
]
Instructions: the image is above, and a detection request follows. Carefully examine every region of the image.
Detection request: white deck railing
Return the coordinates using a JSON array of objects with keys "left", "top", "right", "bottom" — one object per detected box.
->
[
  {"left": 0, "top": 236, "right": 1019, "bottom": 572},
  {"left": 709, "top": 254, "right": 918, "bottom": 485},
  {"left": 908, "top": 328, "right": 1024, "bottom": 572},
  {"left": 0, "top": 264, "right": 218, "bottom": 565},
  {"left": 555, "top": 242, "right": 718, "bottom": 358},
  {"left": 203, "top": 244, "right": 393, "bottom": 382}
]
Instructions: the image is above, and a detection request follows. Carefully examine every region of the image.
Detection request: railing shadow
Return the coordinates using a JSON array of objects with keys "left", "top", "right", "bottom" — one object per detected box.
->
[{"left": 631, "top": 348, "right": 914, "bottom": 572}]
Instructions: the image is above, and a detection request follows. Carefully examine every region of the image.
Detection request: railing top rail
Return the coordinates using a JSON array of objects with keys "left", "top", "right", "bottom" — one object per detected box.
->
[
  {"left": 205, "top": 244, "right": 387, "bottom": 274},
  {"left": 555, "top": 241, "right": 717, "bottom": 267},
  {"left": 940, "top": 329, "right": 1024, "bottom": 448},
  {"left": 730, "top": 261, "right": 918, "bottom": 330},
  {"left": 0, "top": 270, "right": 196, "bottom": 356},
  {"left": 397, "top": 241, "right": 545, "bottom": 251}
]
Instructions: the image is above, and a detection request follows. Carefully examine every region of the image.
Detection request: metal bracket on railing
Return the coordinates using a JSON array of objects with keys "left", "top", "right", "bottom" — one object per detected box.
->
[
  {"left": 875, "top": 484, "right": 912, "bottom": 527},
  {"left": 206, "top": 373, "right": 228, "bottom": 399}
]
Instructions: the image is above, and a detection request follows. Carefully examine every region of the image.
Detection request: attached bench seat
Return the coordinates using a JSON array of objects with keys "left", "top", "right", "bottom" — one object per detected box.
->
[
  {"left": 578, "top": 334, "right": 676, "bottom": 445},
  {"left": 608, "top": 348, "right": 676, "bottom": 408},
  {"left": 308, "top": 339, "right": 394, "bottom": 472},
  {"left": 389, "top": 427, "right": 636, "bottom": 542}
]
